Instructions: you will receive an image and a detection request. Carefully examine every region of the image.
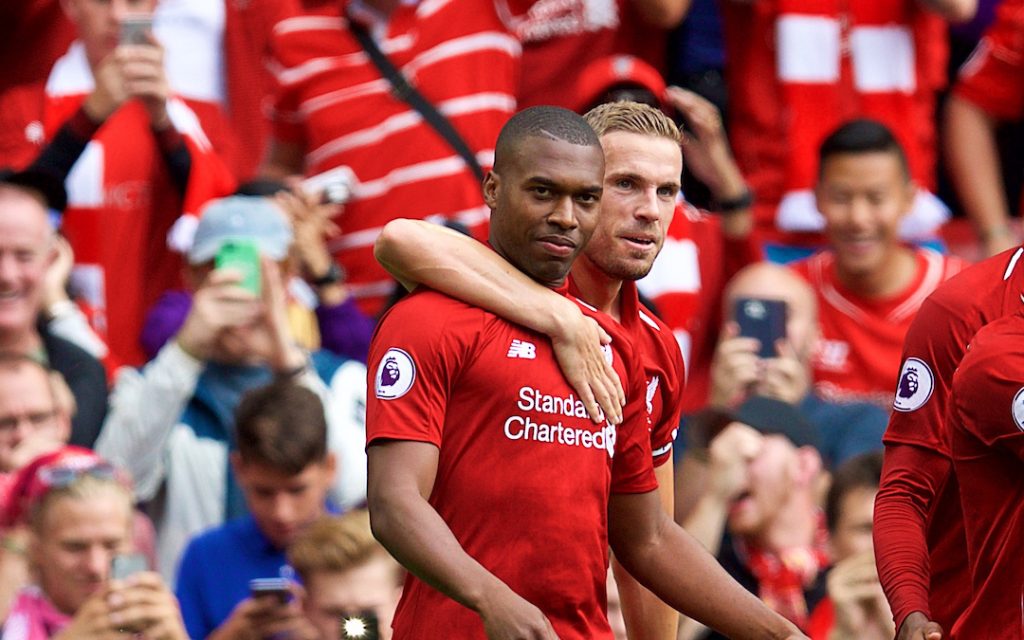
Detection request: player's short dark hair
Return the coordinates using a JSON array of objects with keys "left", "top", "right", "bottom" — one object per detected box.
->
[
  {"left": 493, "top": 106, "right": 601, "bottom": 172},
  {"left": 818, "top": 119, "right": 909, "bottom": 181},
  {"left": 825, "top": 450, "right": 883, "bottom": 533},
  {"left": 235, "top": 380, "right": 328, "bottom": 474}
]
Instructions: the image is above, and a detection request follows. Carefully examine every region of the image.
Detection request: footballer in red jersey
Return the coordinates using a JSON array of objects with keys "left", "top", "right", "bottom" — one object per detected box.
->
[
  {"left": 366, "top": 106, "right": 804, "bottom": 640},
  {"left": 948, "top": 311, "right": 1024, "bottom": 639},
  {"left": 874, "top": 245, "right": 1024, "bottom": 638}
]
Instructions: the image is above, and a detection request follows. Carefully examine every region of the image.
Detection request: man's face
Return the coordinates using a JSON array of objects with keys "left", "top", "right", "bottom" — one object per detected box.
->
[
  {"left": 235, "top": 458, "right": 335, "bottom": 549},
  {"left": 485, "top": 136, "right": 604, "bottom": 288},
  {"left": 815, "top": 151, "right": 914, "bottom": 280},
  {"left": 583, "top": 131, "right": 680, "bottom": 281},
  {"left": 830, "top": 486, "right": 877, "bottom": 562},
  {"left": 303, "top": 557, "right": 402, "bottom": 640},
  {"left": 727, "top": 435, "right": 800, "bottom": 537},
  {"left": 0, "top": 189, "right": 54, "bottom": 338},
  {"left": 30, "top": 490, "right": 133, "bottom": 615},
  {"left": 0, "top": 364, "right": 62, "bottom": 472},
  {"left": 62, "top": 0, "right": 158, "bottom": 66}
]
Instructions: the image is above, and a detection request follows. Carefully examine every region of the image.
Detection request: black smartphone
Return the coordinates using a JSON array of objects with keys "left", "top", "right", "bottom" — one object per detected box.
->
[
  {"left": 248, "top": 577, "right": 291, "bottom": 605},
  {"left": 733, "top": 297, "right": 787, "bottom": 359},
  {"left": 340, "top": 610, "right": 380, "bottom": 640}
]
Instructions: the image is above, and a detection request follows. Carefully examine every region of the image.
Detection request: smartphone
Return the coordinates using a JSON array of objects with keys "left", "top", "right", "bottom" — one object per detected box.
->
[
  {"left": 734, "top": 297, "right": 787, "bottom": 359},
  {"left": 215, "top": 239, "right": 261, "bottom": 295},
  {"left": 120, "top": 15, "right": 153, "bottom": 45},
  {"left": 302, "top": 166, "right": 356, "bottom": 205},
  {"left": 340, "top": 610, "right": 380, "bottom": 640},
  {"left": 111, "top": 553, "right": 148, "bottom": 580},
  {"left": 248, "top": 577, "right": 292, "bottom": 605}
]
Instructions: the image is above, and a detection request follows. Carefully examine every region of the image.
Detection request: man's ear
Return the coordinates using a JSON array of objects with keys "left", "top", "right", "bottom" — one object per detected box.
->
[
  {"left": 794, "top": 446, "right": 823, "bottom": 487},
  {"left": 482, "top": 170, "right": 500, "bottom": 210},
  {"left": 322, "top": 452, "right": 337, "bottom": 485},
  {"left": 229, "top": 451, "right": 244, "bottom": 477}
]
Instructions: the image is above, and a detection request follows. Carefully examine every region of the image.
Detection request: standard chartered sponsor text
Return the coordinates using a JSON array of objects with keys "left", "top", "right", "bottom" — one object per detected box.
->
[{"left": 505, "top": 386, "right": 616, "bottom": 456}]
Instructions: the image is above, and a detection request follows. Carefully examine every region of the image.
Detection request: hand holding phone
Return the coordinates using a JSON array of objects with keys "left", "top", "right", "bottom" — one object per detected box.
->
[{"left": 734, "top": 297, "right": 787, "bottom": 359}]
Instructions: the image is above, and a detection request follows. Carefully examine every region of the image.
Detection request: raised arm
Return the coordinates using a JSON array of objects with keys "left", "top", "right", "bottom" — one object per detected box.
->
[
  {"left": 367, "top": 441, "right": 557, "bottom": 639},
  {"left": 608, "top": 489, "right": 807, "bottom": 640},
  {"left": 375, "top": 218, "right": 623, "bottom": 423}
]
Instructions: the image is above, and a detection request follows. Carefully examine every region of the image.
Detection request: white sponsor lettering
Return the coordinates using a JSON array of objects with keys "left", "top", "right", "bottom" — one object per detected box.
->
[
  {"left": 503, "top": 415, "right": 616, "bottom": 457},
  {"left": 518, "top": 386, "right": 594, "bottom": 419}
]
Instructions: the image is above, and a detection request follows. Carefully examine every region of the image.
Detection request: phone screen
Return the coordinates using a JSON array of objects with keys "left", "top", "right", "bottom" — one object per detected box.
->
[
  {"left": 120, "top": 15, "right": 153, "bottom": 45},
  {"left": 110, "top": 553, "right": 148, "bottom": 581},
  {"left": 734, "top": 297, "right": 787, "bottom": 359},
  {"left": 215, "top": 239, "right": 261, "bottom": 295},
  {"left": 248, "top": 577, "right": 291, "bottom": 604}
]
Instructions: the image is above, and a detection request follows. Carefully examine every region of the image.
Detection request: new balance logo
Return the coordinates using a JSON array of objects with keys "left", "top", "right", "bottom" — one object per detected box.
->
[{"left": 507, "top": 340, "right": 536, "bottom": 359}]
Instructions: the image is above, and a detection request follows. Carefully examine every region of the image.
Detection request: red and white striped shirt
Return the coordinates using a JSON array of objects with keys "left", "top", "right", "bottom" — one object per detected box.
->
[{"left": 269, "top": 0, "right": 526, "bottom": 315}]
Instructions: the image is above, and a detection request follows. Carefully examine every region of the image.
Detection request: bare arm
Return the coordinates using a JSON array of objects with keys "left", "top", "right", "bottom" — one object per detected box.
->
[
  {"left": 608, "top": 490, "right": 806, "bottom": 640},
  {"left": 366, "top": 441, "right": 557, "bottom": 639},
  {"left": 943, "top": 94, "right": 1018, "bottom": 256},
  {"left": 917, "top": 0, "right": 976, "bottom": 22},
  {"left": 612, "top": 462, "right": 678, "bottom": 640},
  {"left": 374, "top": 218, "right": 623, "bottom": 424}
]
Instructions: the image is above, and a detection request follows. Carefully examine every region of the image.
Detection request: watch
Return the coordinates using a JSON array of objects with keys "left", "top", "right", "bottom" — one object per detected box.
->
[{"left": 309, "top": 262, "right": 344, "bottom": 287}]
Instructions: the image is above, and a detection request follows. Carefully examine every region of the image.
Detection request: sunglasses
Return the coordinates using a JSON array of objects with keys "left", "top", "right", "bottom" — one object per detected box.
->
[{"left": 36, "top": 461, "right": 118, "bottom": 490}]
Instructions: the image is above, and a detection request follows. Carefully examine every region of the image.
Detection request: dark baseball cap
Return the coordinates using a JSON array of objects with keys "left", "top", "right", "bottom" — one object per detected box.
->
[
  {"left": 732, "top": 395, "right": 821, "bottom": 451},
  {"left": 0, "top": 167, "right": 67, "bottom": 212}
]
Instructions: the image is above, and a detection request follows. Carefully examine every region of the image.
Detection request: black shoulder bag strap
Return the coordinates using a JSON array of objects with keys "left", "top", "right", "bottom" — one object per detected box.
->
[{"left": 348, "top": 17, "right": 486, "bottom": 183}]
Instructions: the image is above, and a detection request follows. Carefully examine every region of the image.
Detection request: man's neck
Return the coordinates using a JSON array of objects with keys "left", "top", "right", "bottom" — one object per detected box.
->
[
  {"left": 570, "top": 256, "right": 625, "bottom": 321},
  {"left": 0, "top": 329, "right": 42, "bottom": 355},
  {"left": 835, "top": 245, "right": 917, "bottom": 299}
]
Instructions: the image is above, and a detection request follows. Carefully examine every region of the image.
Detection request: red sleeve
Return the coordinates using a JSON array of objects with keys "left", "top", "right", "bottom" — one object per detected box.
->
[
  {"left": 609, "top": 332, "right": 659, "bottom": 495},
  {"left": 954, "top": 0, "right": 1024, "bottom": 121},
  {"left": 651, "top": 341, "right": 684, "bottom": 468},
  {"left": 952, "top": 319, "right": 1024, "bottom": 461},
  {"left": 874, "top": 291, "right": 973, "bottom": 629},
  {"left": 365, "top": 292, "right": 480, "bottom": 447},
  {"left": 873, "top": 443, "right": 951, "bottom": 630}
]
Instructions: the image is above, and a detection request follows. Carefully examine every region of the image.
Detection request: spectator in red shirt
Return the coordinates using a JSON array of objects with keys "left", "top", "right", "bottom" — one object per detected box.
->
[{"left": 791, "top": 120, "right": 965, "bottom": 409}]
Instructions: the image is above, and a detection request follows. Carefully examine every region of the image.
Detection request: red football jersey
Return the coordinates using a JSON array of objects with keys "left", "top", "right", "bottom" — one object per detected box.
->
[
  {"left": 269, "top": 2, "right": 522, "bottom": 315},
  {"left": 792, "top": 248, "right": 965, "bottom": 408},
  {"left": 948, "top": 311, "right": 1024, "bottom": 639},
  {"left": 618, "top": 281, "right": 685, "bottom": 466},
  {"left": 366, "top": 287, "right": 657, "bottom": 640},
  {"left": 875, "top": 246, "right": 1024, "bottom": 631}
]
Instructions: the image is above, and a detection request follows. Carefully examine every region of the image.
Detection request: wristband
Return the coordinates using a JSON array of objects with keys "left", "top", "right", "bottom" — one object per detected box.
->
[
  {"left": 713, "top": 188, "right": 754, "bottom": 215},
  {"left": 309, "top": 262, "right": 345, "bottom": 288}
]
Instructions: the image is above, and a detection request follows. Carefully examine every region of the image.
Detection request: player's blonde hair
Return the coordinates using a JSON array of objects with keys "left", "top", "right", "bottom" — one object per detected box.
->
[{"left": 584, "top": 101, "right": 681, "bottom": 144}]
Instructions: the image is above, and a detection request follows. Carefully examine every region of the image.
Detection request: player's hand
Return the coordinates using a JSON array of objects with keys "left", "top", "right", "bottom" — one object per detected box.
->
[
  {"left": 176, "top": 269, "right": 261, "bottom": 361},
  {"left": 708, "top": 323, "right": 760, "bottom": 408},
  {"left": 120, "top": 32, "right": 172, "bottom": 129},
  {"left": 827, "top": 551, "right": 894, "bottom": 640},
  {"left": 896, "top": 612, "right": 943, "bottom": 640},
  {"left": 478, "top": 587, "right": 560, "bottom": 639},
  {"left": 706, "top": 422, "right": 762, "bottom": 503},
  {"left": 549, "top": 300, "right": 624, "bottom": 424},
  {"left": 106, "top": 573, "right": 188, "bottom": 640},
  {"left": 756, "top": 338, "right": 809, "bottom": 404}
]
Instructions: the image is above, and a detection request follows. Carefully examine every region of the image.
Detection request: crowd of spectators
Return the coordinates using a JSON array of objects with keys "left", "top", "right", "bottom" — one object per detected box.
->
[{"left": 0, "top": 0, "right": 1017, "bottom": 637}]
